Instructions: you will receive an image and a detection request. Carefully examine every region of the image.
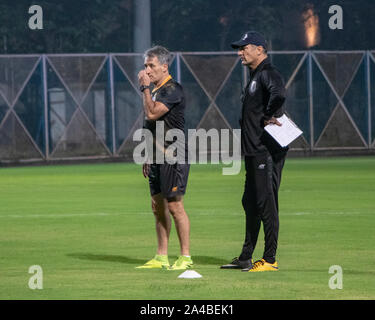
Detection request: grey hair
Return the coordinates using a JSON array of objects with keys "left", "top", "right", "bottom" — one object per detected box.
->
[{"left": 144, "top": 45, "right": 172, "bottom": 65}]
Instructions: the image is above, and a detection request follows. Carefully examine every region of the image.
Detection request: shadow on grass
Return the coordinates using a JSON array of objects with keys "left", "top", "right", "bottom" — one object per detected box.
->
[
  {"left": 193, "top": 256, "right": 228, "bottom": 265},
  {"left": 67, "top": 253, "right": 145, "bottom": 264},
  {"left": 67, "top": 253, "right": 227, "bottom": 266}
]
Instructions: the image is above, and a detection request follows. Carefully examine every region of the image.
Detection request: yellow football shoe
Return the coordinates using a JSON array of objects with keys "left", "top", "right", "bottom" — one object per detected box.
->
[
  {"left": 168, "top": 256, "right": 194, "bottom": 270},
  {"left": 248, "top": 259, "right": 279, "bottom": 272},
  {"left": 135, "top": 255, "right": 170, "bottom": 269}
]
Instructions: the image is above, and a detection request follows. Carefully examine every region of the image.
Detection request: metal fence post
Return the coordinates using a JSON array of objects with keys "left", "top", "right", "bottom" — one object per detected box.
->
[
  {"left": 366, "top": 51, "right": 372, "bottom": 149},
  {"left": 308, "top": 51, "right": 314, "bottom": 151},
  {"left": 109, "top": 54, "right": 117, "bottom": 155},
  {"left": 176, "top": 52, "right": 181, "bottom": 84},
  {"left": 42, "top": 54, "right": 49, "bottom": 160}
]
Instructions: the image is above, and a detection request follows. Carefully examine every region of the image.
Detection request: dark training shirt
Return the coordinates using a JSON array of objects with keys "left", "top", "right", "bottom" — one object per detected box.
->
[
  {"left": 143, "top": 77, "right": 187, "bottom": 163},
  {"left": 240, "top": 57, "right": 289, "bottom": 158}
]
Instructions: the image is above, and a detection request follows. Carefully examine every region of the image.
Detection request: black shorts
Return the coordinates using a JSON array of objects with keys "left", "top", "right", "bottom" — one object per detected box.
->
[{"left": 148, "top": 163, "right": 190, "bottom": 199}]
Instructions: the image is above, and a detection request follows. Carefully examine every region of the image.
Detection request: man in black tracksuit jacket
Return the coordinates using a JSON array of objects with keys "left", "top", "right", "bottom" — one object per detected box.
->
[{"left": 221, "top": 31, "right": 288, "bottom": 272}]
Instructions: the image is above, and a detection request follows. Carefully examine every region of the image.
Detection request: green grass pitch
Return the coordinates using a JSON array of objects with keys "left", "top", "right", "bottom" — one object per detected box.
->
[{"left": 0, "top": 156, "right": 374, "bottom": 300}]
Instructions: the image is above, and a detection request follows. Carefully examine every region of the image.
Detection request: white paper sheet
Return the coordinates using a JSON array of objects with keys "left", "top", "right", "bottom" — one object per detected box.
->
[{"left": 264, "top": 114, "right": 303, "bottom": 147}]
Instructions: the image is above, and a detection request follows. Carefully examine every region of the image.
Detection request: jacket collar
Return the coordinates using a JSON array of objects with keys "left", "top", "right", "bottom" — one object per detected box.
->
[{"left": 249, "top": 56, "right": 270, "bottom": 77}]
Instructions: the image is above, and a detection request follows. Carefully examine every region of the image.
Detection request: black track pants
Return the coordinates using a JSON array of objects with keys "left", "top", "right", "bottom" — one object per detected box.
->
[{"left": 239, "top": 152, "right": 286, "bottom": 263}]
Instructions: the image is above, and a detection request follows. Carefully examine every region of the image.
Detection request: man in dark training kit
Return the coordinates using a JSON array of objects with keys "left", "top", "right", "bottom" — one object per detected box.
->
[{"left": 221, "top": 31, "right": 288, "bottom": 272}]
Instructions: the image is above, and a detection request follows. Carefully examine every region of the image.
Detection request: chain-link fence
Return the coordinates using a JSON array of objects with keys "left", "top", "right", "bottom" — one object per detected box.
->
[{"left": 0, "top": 51, "right": 374, "bottom": 163}]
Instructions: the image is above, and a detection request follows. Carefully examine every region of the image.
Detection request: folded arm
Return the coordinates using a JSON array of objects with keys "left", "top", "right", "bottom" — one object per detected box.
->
[
  {"left": 141, "top": 89, "right": 169, "bottom": 121},
  {"left": 138, "top": 70, "right": 169, "bottom": 121}
]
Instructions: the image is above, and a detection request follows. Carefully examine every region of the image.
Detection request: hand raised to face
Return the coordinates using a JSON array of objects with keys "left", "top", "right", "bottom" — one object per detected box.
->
[{"left": 138, "top": 70, "right": 151, "bottom": 86}]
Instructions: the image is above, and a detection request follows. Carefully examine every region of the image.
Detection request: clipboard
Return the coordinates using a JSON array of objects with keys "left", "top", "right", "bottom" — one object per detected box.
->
[{"left": 264, "top": 114, "right": 303, "bottom": 147}]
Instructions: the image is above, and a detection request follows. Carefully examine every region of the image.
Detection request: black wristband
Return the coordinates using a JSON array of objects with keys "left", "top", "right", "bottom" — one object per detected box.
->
[{"left": 140, "top": 85, "right": 150, "bottom": 92}]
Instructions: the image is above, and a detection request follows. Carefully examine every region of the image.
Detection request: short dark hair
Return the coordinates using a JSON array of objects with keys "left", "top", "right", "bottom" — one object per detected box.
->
[{"left": 144, "top": 45, "right": 172, "bottom": 65}]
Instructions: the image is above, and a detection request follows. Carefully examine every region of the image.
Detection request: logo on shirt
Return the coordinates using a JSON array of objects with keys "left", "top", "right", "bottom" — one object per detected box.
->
[
  {"left": 258, "top": 164, "right": 266, "bottom": 170},
  {"left": 250, "top": 80, "right": 257, "bottom": 93}
]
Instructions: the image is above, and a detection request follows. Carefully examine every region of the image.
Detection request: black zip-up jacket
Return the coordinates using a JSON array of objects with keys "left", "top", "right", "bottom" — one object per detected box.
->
[{"left": 240, "top": 57, "right": 289, "bottom": 158}]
